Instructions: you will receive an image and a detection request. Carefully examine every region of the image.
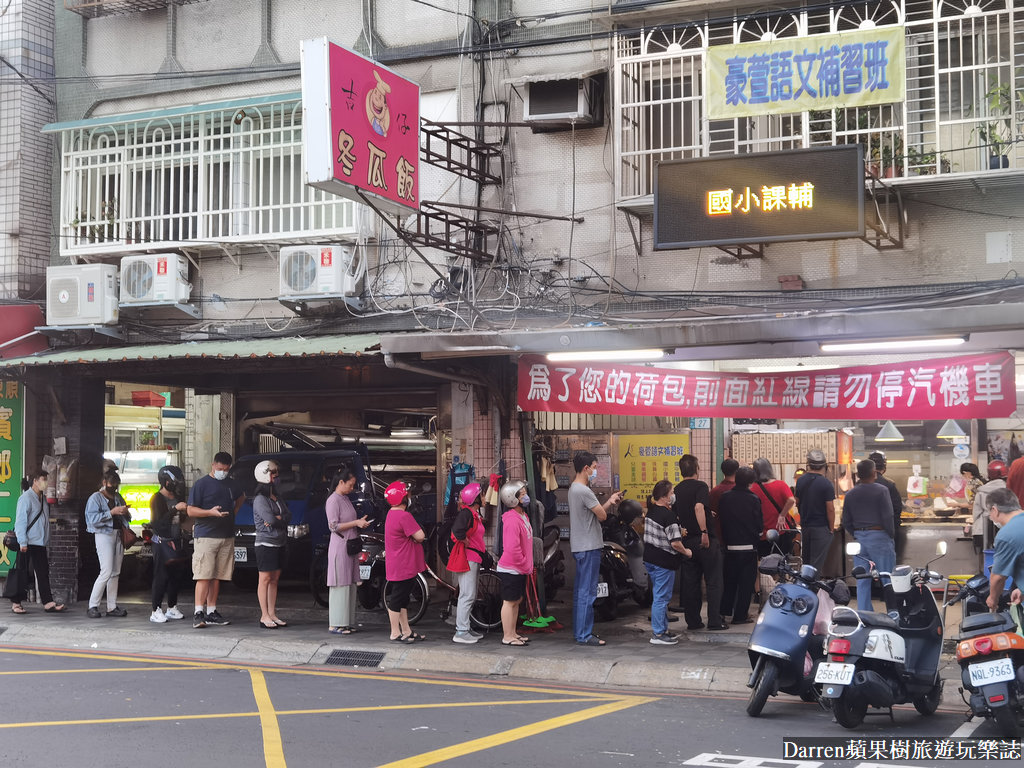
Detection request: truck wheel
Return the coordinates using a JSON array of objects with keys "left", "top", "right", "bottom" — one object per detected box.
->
[
  {"left": 309, "top": 554, "right": 328, "bottom": 608},
  {"left": 833, "top": 690, "right": 867, "bottom": 729},
  {"left": 913, "top": 682, "right": 942, "bottom": 716},
  {"left": 746, "top": 659, "right": 779, "bottom": 717}
]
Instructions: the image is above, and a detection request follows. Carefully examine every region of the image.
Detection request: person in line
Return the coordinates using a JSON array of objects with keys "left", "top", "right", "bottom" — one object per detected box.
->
[
  {"left": 7, "top": 469, "right": 65, "bottom": 614},
  {"left": 751, "top": 458, "right": 796, "bottom": 558},
  {"left": 497, "top": 480, "right": 534, "bottom": 647},
  {"left": 326, "top": 466, "right": 371, "bottom": 635},
  {"left": 1007, "top": 456, "right": 1024, "bottom": 505},
  {"left": 451, "top": 482, "right": 486, "bottom": 644},
  {"left": 673, "top": 454, "right": 727, "bottom": 631},
  {"left": 252, "top": 460, "right": 291, "bottom": 629},
  {"left": 84, "top": 471, "right": 130, "bottom": 618},
  {"left": 708, "top": 458, "right": 739, "bottom": 542},
  {"left": 148, "top": 465, "right": 188, "bottom": 623},
  {"left": 383, "top": 481, "right": 426, "bottom": 643},
  {"left": 966, "top": 460, "right": 1007, "bottom": 558},
  {"left": 952, "top": 463, "right": 985, "bottom": 516},
  {"left": 568, "top": 451, "right": 622, "bottom": 647},
  {"left": 187, "top": 452, "right": 243, "bottom": 628},
  {"left": 842, "top": 459, "right": 896, "bottom": 612},
  {"left": 868, "top": 452, "right": 905, "bottom": 561},
  {"left": 985, "top": 487, "right": 1024, "bottom": 610},
  {"left": 794, "top": 449, "right": 835, "bottom": 574},
  {"left": 718, "top": 467, "right": 763, "bottom": 625},
  {"left": 644, "top": 479, "right": 692, "bottom": 645}
]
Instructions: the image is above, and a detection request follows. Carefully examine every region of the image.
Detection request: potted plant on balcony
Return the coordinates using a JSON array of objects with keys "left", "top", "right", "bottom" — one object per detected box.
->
[{"left": 973, "top": 79, "right": 1017, "bottom": 169}]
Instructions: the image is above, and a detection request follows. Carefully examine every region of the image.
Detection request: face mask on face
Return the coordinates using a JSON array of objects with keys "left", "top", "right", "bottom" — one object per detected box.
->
[
  {"left": 520, "top": 494, "right": 531, "bottom": 506},
  {"left": 213, "top": 470, "right": 228, "bottom": 481},
  {"left": 590, "top": 467, "right": 598, "bottom": 481},
  {"left": 669, "top": 494, "right": 676, "bottom": 505},
  {"left": 104, "top": 486, "right": 117, "bottom": 495}
]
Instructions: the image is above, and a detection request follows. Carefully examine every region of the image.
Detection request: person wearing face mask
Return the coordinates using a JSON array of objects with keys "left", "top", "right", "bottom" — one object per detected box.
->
[
  {"left": 187, "top": 451, "right": 243, "bottom": 628},
  {"left": 717, "top": 467, "right": 763, "bottom": 625},
  {"left": 568, "top": 451, "right": 623, "bottom": 647},
  {"left": 644, "top": 480, "right": 692, "bottom": 645},
  {"left": 85, "top": 471, "right": 131, "bottom": 618},
  {"left": 7, "top": 469, "right": 65, "bottom": 614},
  {"left": 252, "top": 460, "right": 291, "bottom": 629},
  {"left": 985, "top": 487, "right": 1024, "bottom": 610}
]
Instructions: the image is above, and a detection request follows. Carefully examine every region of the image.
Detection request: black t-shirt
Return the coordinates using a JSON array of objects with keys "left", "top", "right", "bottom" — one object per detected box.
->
[
  {"left": 875, "top": 473, "right": 904, "bottom": 526},
  {"left": 188, "top": 474, "right": 241, "bottom": 539},
  {"left": 794, "top": 472, "right": 835, "bottom": 528},
  {"left": 717, "top": 488, "right": 763, "bottom": 547},
  {"left": 150, "top": 492, "right": 174, "bottom": 538},
  {"left": 673, "top": 478, "right": 710, "bottom": 538}
]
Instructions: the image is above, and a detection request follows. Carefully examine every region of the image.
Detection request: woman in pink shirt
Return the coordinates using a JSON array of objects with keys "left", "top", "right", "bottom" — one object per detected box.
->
[
  {"left": 496, "top": 480, "right": 534, "bottom": 647},
  {"left": 383, "top": 481, "right": 426, "bottom": 643}
]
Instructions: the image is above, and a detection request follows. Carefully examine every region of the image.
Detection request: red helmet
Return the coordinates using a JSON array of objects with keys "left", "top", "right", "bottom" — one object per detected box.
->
[
  {"left": 988, "top": 460, "right": 1008, "bottom": 480},
  {"left": 384, "top": 481, "right": 409, "bottom": 506},
  {"left": 459, "top": 482, "right": 482, "bottom": 507}
]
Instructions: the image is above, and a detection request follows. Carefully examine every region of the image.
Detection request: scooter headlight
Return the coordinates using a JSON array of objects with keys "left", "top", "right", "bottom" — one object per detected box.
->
[
  {"left": 768, "top": 590, "right": 786, "bottom": 609},
  {"left": 792, "top": 596, "right": 813, "bottom": 615}
]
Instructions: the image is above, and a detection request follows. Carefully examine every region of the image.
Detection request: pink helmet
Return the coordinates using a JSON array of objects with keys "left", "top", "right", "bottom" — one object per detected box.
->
[
  {"left": 384, "top": 481, "right": 409, "bottom": 506},
  {"left": 459, "top": 482, "right": 482, "bottom": 507}
]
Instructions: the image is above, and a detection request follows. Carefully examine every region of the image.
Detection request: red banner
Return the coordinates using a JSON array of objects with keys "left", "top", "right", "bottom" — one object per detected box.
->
[{"left": 517, "top": 352, "right": 1016, "bottom": 420}]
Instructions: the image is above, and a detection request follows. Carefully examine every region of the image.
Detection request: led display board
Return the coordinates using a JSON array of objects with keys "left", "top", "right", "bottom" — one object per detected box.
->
[{"left": 654, "top": 145, "right": 865, "bottom": 250}]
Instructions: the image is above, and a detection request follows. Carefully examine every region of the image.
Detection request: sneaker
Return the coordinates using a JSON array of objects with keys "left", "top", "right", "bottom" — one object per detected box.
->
[
  {"left": 193, "top": 611, "right": 207, "bottom": 628},
  {"left": 149, "top": 608, "right": 167, "bottom": 624},
  {"left": 87, "top": 606, "right": 102, "bottom": 619},
  {"left": 164, "top": 606, "right": 184, "bottom": 620},
  {"left": 205, "top": 609, "right": 230, "bottom": 625},
  {"left": 650, "top": 632, "right": 679, "bottom": 645},
  {"left": 106, "top": 606, "right": 128, "bottom": 618},
  {"left": 468, "top": 629, "right": 484, "bottom": 639},
  {"left": 452, "top": 631, "right": 480, "bottom": 644}
]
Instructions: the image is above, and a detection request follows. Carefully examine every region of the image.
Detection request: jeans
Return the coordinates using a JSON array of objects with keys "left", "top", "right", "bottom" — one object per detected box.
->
[
  {"left": 645, "top": 562, "right": 676, "bottom": 636},
  {"left": 89, "top": 530, "right": 123, "bottom": 611},
  {"left": 572, "top": 549, "right": 600, "bottom": 642},
  {"left": 454, "top": 561, "right": 479, "bottom": 632},
  {"left": 853, "top": 529, "right": 895, "bottom": 612},
  {"left": 801, "top": 526, "right": 833, "bottom": 575}
]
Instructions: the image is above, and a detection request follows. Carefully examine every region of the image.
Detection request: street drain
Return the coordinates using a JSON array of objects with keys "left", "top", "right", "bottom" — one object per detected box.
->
[{"left": 325, "top": 649, "right": 385, "bottom": 668}]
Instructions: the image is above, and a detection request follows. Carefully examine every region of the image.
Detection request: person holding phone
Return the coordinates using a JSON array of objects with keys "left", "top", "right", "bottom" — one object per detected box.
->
[
  {"left": 84, "top": 471, "right": 131, "bottom": 618},
  {"left": 325, "top": 466, "right": 370, "bottom": 634}
]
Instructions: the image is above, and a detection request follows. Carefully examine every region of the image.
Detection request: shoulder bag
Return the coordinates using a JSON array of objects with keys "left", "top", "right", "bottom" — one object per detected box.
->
[
  {"left": 757, "top": 481, "right": 792, "bottom": 531},
  {"left": 4, "top": 505, "right": 45, "bottom": 551}
]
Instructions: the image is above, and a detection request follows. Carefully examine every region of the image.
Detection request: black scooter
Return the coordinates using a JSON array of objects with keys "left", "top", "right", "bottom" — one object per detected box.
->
[{"left": 594, "top": 510, "right": 652, "bottom": 621}]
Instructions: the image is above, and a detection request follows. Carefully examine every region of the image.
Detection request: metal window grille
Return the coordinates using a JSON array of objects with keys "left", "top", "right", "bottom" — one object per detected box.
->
[
  {"left": 615, "top": 0, "right": 1024, "bottom": 201},
  {"left": 58, "top": 96, "right": 358, "bottom": 257}
]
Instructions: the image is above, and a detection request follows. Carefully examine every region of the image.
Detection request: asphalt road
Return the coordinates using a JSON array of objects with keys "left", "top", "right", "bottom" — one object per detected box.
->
[{"left": 0, "top": 644, "right": 1017, "bottom": 768}]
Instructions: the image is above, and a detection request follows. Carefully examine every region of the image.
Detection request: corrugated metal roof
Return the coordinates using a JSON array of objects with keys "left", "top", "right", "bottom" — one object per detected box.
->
[{"left": 0, "top": 333, "right": 380, "bottom": 369}]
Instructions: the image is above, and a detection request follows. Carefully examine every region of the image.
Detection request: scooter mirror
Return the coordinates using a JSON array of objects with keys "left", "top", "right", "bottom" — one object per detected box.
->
[
  {"left": 936, "top": 541, "right": 947, "bottom": 556},
  {"left": 846, "top": 542, "right": 862, "bottom": 556},
  {"left": 766, "top": 529, "right": 780, "bottom": 542},
  {"left": 851, "top": 565, "right": 868, "bottom": 578}
]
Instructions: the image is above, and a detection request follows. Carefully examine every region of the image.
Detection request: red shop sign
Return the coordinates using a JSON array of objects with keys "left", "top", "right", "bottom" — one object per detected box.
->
[{"left": 517, "top": 352, "right": 1016, "bottom": 420}]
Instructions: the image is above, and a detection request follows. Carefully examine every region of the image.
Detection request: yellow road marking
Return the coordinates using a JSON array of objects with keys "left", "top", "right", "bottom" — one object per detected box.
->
[
  {"left": 250, "top": 670, "right": 287, "bottom": 768},
  {"left": 376, "top": 695, "right": 659, "bottom": 768},
  {"left": 0, "top": 665, "right": 221, "bottom": 675},
  {"left": 0, "top": 711, "right": 260, "bottom": 729}
]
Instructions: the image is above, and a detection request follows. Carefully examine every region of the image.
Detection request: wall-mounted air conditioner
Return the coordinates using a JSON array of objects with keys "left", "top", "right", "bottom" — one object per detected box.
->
[
  {"left": 523, "top": 75, "right": 603, "bottom": 126},
  {"left": 46, "top": 263, "right": 119, "bottom": 326},
  {"left": 279, "top": 244, "right": 364, "bottom": 298},
  {"left": 119, "top": 253, "right": 191, "bottom": 306}
]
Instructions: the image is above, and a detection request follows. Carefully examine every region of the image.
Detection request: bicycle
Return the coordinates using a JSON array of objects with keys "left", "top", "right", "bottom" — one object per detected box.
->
[{"left": 383, "top": 560, "right": 503, "bottom": 630}]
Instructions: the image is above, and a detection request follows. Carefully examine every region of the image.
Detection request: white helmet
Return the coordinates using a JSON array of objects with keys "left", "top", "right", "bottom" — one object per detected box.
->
[
  {"left": 499, "top": 480, "right": 527, "bottom": 508},
  {"left": 254, "top": 460, "right": 278, "bottom": 484}
]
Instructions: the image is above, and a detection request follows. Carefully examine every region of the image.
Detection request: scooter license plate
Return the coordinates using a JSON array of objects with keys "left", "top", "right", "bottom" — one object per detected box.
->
[
  {"left": 596, "top": 582, "right": 609, "bottom": 598},
  {"left": 814, "top": 662, "right": 855, "bottom": 686},
  {"left": 233, "top": 547, "right": 247, "bottom": 562},
  {"left": 359, "top": 565, "right": 372, "bottom": 580},
  {"left": 968, "top": 657, "right": 1015, "bottom": 687}
]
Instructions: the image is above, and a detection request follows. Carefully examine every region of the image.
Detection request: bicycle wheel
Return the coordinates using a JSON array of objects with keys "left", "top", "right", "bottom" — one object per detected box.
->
[
  {"left": 469, "top": 570, "right": 503, "bottom": 630},
  {"left": 384, "top": 574, "right": 429, "bottom": 625}
]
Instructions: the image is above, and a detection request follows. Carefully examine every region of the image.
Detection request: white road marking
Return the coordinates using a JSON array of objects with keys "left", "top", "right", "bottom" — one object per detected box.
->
[
  {"left": 950, "top": 717, "right": 984, "bottom": 738},
  {"left": 599, "top": 751, "right": 636, "bottom": 757},
  {"left": 684, "top": 754, "right": 822, "bottom": 768}
]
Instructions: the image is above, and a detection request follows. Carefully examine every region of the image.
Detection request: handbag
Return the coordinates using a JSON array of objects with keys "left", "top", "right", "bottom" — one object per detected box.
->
[
  {"left": 2, "top": 552, "right": 28, "bottom": 599},
  {"left": 346, "top": 535, "right": 363, "bottom": 556},
  {"left": 4, "top": 506, "right": 45, "bottom": 552},
  {"left": 447, "top": 540, "right": 470, "bottom": 573},
  {"left": 120, "top": 526, "right": 139, "bottom": 549}
]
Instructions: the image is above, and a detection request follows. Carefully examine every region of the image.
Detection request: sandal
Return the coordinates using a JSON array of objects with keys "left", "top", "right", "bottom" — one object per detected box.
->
[
  {"left": 11, "top": 605, "right": 27, "bottom": 615},
  {"left": 391, "top": 634, "right": 416, "bottom": 644},
  {"left": 576, "top": 635, "right": 606, "bottom": 646},
  {"left": 44, "top": 603, "right": 67, "bottom": 613},
  {"left": 328, "top": 626, "right": 345, "bottom": 634},
  {"left": 501, "top": 638, "right": 528, "bottom": 646},
  {"left": 271, "top": 618, "right": 288, "bottom": 627},
  {"left": 340, "top": 627, "right": 358, "bottom": 635}
]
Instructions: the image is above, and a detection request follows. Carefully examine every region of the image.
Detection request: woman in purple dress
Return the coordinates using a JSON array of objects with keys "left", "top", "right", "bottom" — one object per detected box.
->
[{"left": 325, "top": 466, "right": 370, "bottom": 634}]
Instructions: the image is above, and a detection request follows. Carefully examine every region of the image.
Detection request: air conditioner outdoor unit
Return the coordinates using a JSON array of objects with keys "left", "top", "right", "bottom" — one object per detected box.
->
[
  {"left": 46, "top": 263, "right": 119, "bottom": 326},
  {"left": 279, "top": 245, "right": 364, "bottom": 298},
  {"left": 119, "top": 253, "right": 191, "bottom": 306},
  {"left": 523, "top": 76, "right": 602, "bottom": 126}
]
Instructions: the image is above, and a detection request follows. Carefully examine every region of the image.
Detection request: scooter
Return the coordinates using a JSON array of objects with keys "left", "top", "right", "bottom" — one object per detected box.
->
[
  {"left": 309, "top": 530, "right": 386, "bottom": 609},
  {"left": 818, "top": 541, "right": 947, "bottom": 729},
  {"left": 946, "top": 573, "right": 1024, "bottom": 737},
  {"left": 541, "top": 523, "right": 566, "bottom": 603},
  {"left": 746, "top": 529, "right": 851, "bottom": 716},
  {"left": 594, "top": 509, "right": 652, "bottom": 621}
]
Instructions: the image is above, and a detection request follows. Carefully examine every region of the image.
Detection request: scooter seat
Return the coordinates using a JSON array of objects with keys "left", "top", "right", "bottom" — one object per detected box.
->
[
  {"left": 857, "top": 611, "right": 899, "bottom": 630},
  {"left": 960, "top": 611, "right": 1015, "bottom": 636}
]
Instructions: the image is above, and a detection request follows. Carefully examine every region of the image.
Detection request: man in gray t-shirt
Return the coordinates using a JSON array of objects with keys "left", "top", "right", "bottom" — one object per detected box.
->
[{"left": 568, "top": 451, "right": 622, "bottom": 646}]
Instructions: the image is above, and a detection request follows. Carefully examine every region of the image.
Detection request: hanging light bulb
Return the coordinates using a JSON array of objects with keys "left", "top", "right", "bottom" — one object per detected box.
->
[
  {"left": 874, "top": 420, "right": 905, "bottom": 442},
  {"left": 937, "top": 419, "right": 967, "bottom": 439}
]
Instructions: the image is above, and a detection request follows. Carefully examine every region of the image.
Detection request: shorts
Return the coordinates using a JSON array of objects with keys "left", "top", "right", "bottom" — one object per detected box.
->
[
  {"left": 387, "top": 577, "right": 417, "bottom": 610},
  {"left": 254, "top": 545, "right": 286, "bottom": 573},
  {"left": 498, "top": 572, "right": 526, "bottom": 601},
  {"left": 192, "top": 537, "right": 234, "bottom": 581}
]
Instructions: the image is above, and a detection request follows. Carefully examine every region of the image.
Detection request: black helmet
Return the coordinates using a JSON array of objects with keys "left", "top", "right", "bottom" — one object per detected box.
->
[
  {"left": 618, "top": 498, "right": 644, "bottom": 526},
  {"left": 157, "top": 465, "right": 186, "bottom": 497}
]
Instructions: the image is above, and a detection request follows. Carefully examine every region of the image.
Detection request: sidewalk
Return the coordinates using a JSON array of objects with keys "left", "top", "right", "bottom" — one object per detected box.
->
[{"left": 0, "top": 580, "right": 966, "bottom": 704}]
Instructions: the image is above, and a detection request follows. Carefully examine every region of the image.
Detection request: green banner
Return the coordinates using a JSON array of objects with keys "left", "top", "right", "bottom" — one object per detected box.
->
[
  {"left": 0, "top": 380, "right": 25, "bottom": 576},
  {"left": 706, "top": 26, "right": 905, "bottom": 119}
]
